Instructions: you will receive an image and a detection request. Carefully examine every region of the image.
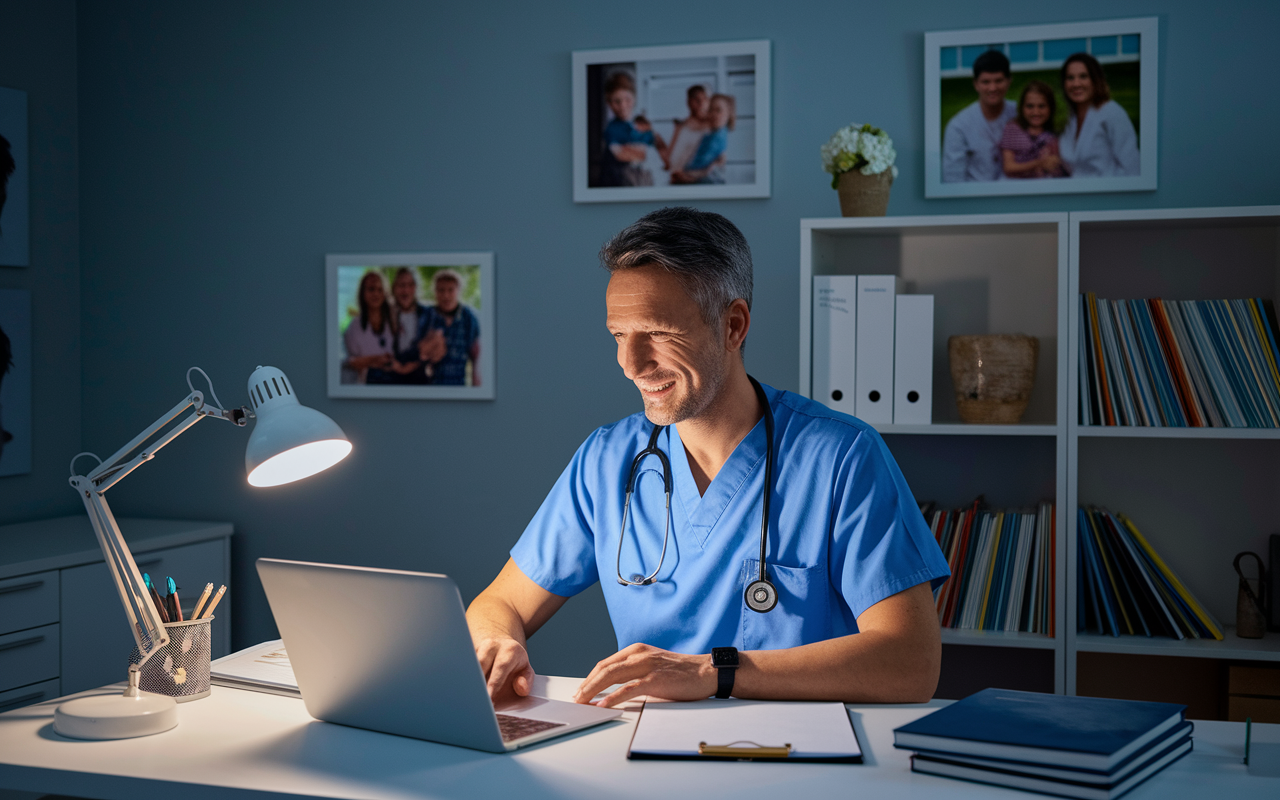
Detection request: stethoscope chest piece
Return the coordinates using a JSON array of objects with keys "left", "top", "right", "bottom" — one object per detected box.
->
[{"left": 744, "top": 578, "right": 778, "bottom": 613}]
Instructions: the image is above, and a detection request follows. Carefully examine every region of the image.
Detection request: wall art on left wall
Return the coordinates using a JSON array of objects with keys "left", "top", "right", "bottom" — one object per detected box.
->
[
  {"left": 0, "top": 288, "right": 31, "bottom": 476},
  {"left": 0, "top": 87, "right": 29, "bottom": 267}
]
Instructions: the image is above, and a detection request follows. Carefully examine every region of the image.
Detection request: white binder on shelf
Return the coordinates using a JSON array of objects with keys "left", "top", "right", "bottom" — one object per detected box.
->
[
  {"left": 812, "top": 276, "right": 857, "bottom": 415},
  {"left": 855, "top": 275, "right": 902, "bottom": 423},
  {"left": 893, "top": 294, "right": 934, "bottom": 425}
]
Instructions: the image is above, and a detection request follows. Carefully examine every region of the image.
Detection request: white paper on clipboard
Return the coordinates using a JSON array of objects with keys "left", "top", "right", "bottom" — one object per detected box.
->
[{"left": 628, "top": 698, "right": 862, "bottom": 761}]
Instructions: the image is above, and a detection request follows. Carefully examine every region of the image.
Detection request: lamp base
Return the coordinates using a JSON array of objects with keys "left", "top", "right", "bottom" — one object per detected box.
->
[{"left": 54, "top": 692, "right": 179, "bottom": 740}]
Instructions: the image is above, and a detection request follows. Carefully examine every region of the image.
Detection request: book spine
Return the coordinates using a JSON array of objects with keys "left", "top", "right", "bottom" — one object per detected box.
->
[
  {"left": 1164, "top": 300, "right": 1225, "bottom": 427},
  {"left": 1147, "top": 300, "right": 1195, "bottom": 426},
  {"left": 1119, "top": 514, "right": 1224, "bottom": 640},
  {"left": 1087, "top": 293, "right": 1117, "bottom": 426}
]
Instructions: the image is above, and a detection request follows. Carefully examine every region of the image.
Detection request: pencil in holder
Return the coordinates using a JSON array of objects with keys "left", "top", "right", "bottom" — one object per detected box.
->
[{"left": 128, "top": 616, "right": 213, "bottom": 702}]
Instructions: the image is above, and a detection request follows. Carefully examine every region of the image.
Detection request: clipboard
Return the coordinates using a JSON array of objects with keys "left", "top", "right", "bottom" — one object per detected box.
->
[{"left": 626, "top": 698, "right": 863, "bottom": 763}]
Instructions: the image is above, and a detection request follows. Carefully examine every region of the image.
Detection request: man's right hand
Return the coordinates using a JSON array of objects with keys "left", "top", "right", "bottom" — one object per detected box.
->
[{"left": 474, "top": 635, "right": 536, "bottom": 701}]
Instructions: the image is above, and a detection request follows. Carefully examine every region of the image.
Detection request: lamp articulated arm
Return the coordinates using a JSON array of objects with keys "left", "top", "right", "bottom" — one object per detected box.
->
[{"left": 68, "top": 384, "right": 253, "bottom": 697}]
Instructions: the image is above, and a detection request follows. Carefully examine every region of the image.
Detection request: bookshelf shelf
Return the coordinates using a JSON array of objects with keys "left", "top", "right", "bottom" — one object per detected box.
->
[
  {"left": 1074, "top": 630, "right": 1280, "bottom": 662},
  {"left": 941, "top": 629, "right": 1058, "bottom": 649},
  {"left": 802, "top": 206, "right": 1280, "bottom": 706},
  {"left": 1068, "top": 205, "right": 1280, "bottom": 700},
  {"left": 801, "top": 213, "right": 1070, "bottom": 694},
  {"left": 1076, "top": 426, "right": 1280, "bottom": 440},
  {"left": 875, "top": 423, "right": 1059, "bottom": 437}
]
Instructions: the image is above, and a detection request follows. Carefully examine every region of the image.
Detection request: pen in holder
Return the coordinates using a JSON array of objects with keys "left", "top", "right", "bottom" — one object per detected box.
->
[{"left": 128, "top": 616, "right": 213, "bottom": 702}]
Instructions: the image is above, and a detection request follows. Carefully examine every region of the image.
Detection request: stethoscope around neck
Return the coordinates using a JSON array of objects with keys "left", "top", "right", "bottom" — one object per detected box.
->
[{"left": 615, "top": 376, "right": 779, "bottom": 614}]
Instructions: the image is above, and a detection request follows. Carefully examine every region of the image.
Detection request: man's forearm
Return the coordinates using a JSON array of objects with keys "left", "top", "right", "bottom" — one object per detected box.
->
[
  {"left": 734, "top": 627, "right": 940, "bottom": 704},
  {"left": 465, "top": 590, "right": 530, "bottom": 648}
]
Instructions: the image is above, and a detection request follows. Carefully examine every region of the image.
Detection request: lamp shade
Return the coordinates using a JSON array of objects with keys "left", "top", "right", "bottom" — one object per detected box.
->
[{"left": 245, "top": 366, "right": 351, "bottom": 487}]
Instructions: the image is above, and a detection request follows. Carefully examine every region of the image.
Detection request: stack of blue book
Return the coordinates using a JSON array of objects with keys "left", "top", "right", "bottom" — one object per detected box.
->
[{"left": 894, "top": 689, "right": 1193, "bottom": 799}]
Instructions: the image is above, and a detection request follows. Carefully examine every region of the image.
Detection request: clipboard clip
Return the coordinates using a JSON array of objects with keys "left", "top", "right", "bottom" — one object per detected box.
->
[{"left": 698, "top": 740, "right": 793, "bottom": 758}]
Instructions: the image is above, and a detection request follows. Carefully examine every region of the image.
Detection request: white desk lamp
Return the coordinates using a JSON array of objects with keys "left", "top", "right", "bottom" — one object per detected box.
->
[{"left": 53, "top": 365, "right": 351, "bottom": 740}]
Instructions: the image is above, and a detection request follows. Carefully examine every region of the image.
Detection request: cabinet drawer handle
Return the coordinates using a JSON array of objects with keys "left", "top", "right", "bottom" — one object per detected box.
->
[
  {"left": 0, "top": 691, "right": 45, "bottom": 711},
  {"left": 0, "top": 580, "right": 44, "bottom": 595},
  {"left": 0, "top": 635, "right": 45, "bottom": 652},
  {"left": 136, "top": 557, "right": 163, "bottom": 568}
]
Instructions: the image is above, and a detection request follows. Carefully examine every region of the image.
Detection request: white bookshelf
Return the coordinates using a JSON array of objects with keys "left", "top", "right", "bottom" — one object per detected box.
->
[
  {"left": 801, "top": 207, "right": 1280, "bottom": 700},
  {"left": 800, "top": 213, "right": 1071, "bottom": 694},
  {"left": 1065, "top": 205, "right": 1280, "bottom": 694}
]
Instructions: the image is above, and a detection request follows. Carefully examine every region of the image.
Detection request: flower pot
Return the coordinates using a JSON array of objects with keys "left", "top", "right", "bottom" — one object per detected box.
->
[
  {"left": 948, "top": 334, "right": 1039, "bottom": 424},
  {"left": 836, "top": 170, "right": 893, "bottom": 217}
]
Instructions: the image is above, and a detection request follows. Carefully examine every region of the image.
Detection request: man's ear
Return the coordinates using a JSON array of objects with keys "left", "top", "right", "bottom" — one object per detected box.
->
[{"left": 723, "top": 299, "right": 751, "bottom": 353}]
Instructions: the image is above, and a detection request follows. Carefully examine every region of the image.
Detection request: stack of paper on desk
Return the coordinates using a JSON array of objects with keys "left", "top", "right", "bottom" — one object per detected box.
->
[
  {"left": 210, "top": 640, "right": 299, "bottom": 697},
  {"left": 628, "top": 698, "right": 862, "bottom": 763}
]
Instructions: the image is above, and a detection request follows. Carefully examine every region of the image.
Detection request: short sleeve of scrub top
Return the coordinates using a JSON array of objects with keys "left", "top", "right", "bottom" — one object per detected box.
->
[{"left": 510, "top": 385, "right": 950, "bottom": 654}]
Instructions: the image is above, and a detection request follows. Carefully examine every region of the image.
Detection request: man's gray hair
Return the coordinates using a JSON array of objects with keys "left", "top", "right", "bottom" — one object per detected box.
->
[{"left": 599, "top": 207, "right": 753, "bottom": 326}]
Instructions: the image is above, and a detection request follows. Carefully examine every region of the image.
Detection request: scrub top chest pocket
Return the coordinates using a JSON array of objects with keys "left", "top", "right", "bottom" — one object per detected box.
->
[{"left": 740, "top": 559, "right": 831, "bottom": 651}]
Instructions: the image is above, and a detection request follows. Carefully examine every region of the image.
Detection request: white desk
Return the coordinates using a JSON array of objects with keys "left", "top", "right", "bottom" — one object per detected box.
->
[{"left": 0, "top": 677, "right": 1274, "bottom": 800}]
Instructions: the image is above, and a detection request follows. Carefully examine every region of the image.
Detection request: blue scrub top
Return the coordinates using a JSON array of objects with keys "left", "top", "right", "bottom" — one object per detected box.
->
[{"left": 511, "top": 383, "right": 950, "bottom": 654}]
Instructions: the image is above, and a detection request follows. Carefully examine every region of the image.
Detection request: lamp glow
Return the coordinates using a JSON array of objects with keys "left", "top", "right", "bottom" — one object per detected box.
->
[{"left": 248, "top": 439, "right": 352, "bottom": 487}]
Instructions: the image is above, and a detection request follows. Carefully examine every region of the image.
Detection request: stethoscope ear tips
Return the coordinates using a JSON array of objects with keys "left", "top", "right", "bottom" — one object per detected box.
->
[{"left": 744, "top": 579, "right": 778, "bottom": 613}]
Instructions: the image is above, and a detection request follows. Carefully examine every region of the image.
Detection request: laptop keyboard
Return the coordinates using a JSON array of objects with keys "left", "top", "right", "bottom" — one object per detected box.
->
[{"left": 496, "top": 714, "right": 566, "bottom": 742}]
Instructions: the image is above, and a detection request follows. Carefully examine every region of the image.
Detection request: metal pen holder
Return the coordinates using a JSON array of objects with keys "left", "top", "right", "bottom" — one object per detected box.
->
[{"left": 128, "top": 616, "right": 213, "bottom": 702}]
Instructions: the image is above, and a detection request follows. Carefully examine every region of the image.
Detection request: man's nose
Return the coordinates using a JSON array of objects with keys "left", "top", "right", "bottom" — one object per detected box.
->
[{"left": 619, "top": 337, "right": 653, "bottom": 378}]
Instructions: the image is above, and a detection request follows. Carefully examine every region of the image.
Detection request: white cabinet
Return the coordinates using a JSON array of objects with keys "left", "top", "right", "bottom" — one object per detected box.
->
[
  {"left": 800, "top": 207, "right": 1280, "bottom": 703},
  {"left": 0, "top": 517, "right": 232, "bottom": 706}
]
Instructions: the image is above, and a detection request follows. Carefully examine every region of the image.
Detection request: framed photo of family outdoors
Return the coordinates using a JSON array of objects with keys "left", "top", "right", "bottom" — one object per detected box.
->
[
  {"left": 924, "top": 17, "right": 1158, "bottom": 198},
  {"left": 326, "top": 252, "right": 495, "bottom": 401},
  {"left": 572, "top": 39, "right": 771, "bottom": 203}
]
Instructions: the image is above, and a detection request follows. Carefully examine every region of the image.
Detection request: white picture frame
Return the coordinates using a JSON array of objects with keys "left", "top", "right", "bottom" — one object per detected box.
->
[
  {"left": 326, "top": 252, "right": 495, "bottom": 400},
  {"left": 924, "top": 17, "right": 1158, "bottom": 198},
  {"left": 572, "top": 39, "right": 771, "bottom": 203}
]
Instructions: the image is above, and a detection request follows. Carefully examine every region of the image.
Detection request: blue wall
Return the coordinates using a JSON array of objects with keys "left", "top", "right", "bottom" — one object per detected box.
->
[
  {"left": 28, "top": 0, "right": 1279, "bottom": 677},
  {"left": 0, "top": 0, "right": 81, "bottom": 522}
]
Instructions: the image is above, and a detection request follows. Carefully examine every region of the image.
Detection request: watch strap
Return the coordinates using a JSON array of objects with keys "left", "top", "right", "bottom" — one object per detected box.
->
[{"left": 715, "top": 665, "right": 734, "bottom": 699}]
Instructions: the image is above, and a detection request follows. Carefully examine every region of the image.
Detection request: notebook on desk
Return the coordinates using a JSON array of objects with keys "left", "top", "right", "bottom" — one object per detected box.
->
[{"left": 256, "top": 558, "right": 622, "bottom": 753}]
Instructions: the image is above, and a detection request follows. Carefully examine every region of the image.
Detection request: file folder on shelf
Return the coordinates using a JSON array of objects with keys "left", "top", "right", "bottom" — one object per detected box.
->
[
  {"left": 855, "top": 275, "right": 902, "bottom": 423},
  {"left": 893, "top": 294, "right": 934, "bottom": 425},
  {"left": 812, "top": 276, "right": 858, "bottom": 416}
]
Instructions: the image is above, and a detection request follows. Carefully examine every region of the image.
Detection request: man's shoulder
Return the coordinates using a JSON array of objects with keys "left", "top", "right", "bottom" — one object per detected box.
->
[
  {"left": 945, "top": 101, "right": 982, "bottom": 131},
  {"left": 582, "top": 410, "right": 652, "bottom": 449},
  {"left": 770, "top": 387, "right": 873, "bottom": 447}
]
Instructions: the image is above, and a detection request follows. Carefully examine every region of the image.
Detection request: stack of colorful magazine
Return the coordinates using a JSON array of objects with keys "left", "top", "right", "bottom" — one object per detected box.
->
[
  {"left": 1077, "top": 507, "right": 1224, "bottom": 640},
  {"left": 1078, "top": 293, "right": 1280, "bottom": 427},
  {"left": 927, "top": 498, "right": 1054, "bottom": 634},
  {"left": 895, "top": 688, "right": 1194, "bottom": 800}
]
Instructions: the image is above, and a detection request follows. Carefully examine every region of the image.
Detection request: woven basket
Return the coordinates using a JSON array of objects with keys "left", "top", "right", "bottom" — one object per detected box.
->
[{"left": 836, "top": 170, "right": 893, "bottom": 217}]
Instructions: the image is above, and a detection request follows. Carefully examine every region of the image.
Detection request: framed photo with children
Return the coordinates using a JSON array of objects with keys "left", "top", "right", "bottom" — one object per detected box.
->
[
  {"left": 924, "top": 17, "right": 1158, "bottom": 198},
  {"left": 572, "top": 39, "right": 771, "bottom": 203},
  {"left": 325, "top": 252, "right": 495, "bottom": 401}
]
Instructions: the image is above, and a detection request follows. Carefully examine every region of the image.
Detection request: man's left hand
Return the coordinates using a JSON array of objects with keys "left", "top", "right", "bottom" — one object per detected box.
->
[{"left": 572, "top": 643, "right": 716, "bottom": 707}]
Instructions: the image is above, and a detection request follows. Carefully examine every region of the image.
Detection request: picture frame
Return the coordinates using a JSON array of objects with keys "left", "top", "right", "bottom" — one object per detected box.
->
[
  {"left": 572, "top": 39, "right": 771, "bottom": 203},
  {"left": 924, "top": 17, "right": 1157, "bottom": 198},
  {"left": 0, "top": 86, "right": 29, "bottom": 267},
  {"left": 326, "top": 252, "right": 495, "bottom": 400},
  {"left": 0, "top": 288, "right": 32, "bottom": 476}
]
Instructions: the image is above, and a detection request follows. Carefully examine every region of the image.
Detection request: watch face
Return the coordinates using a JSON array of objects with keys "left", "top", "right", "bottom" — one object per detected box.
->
[{"left": 711, "top": 647, "right": 739, "bottom": 667}]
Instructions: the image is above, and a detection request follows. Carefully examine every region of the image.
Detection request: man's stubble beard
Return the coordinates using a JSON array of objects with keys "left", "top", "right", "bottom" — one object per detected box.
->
[{"left": 641, "top": 351, "right": 728, "bottom": 428}]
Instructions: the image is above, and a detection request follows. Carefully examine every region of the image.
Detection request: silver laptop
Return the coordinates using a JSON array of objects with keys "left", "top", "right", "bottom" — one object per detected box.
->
[{"left": 256, "top": 558, "right": 622, "bottom": 752}]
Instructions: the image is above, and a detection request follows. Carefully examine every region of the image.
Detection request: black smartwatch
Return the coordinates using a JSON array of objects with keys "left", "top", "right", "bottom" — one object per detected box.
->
[{"left": 711, "top": 647, "right": 739, "bottom": 699}]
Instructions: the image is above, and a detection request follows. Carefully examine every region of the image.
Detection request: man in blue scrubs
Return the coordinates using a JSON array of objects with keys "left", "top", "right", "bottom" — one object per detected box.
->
[{"left": 467, "top": 208, "right": 950, "bottom": 708}]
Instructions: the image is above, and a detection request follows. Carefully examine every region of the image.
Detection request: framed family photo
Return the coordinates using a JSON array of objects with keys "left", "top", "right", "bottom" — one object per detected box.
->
[
  {"left": 924, "top": 17, "right": 1157, "bottom": 198},
  {"left": 0, "top": 288, "right": 31, "bottom": 476},
  {"left": 572, "top": 39, "right": 771, "bottom": 203},
  {"left": 0, "top": 86, "right": 29, "bottom": 267},
  {"left": 326, "top": 252, "right": 495, "bottom": 400}
]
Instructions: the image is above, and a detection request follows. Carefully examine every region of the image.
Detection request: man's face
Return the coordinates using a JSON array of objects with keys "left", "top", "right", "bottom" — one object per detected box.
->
[
  {"left": 434, "top": 277, "right": 460, "bottom": 313},
  {"left": 392, "top": 272, "right": 417, "bottom": 310},
  {"left": 608, "top": 88, "right": 635, "bottom": 122},
  {"left": 973, "top": 71, "right": 1011, "bottom": 108},
  {"left": 606, "top": 265, "right": 727, "bottom": 426}
]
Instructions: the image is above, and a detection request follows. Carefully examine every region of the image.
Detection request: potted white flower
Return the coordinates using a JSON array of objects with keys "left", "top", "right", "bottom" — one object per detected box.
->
[{"left": 820, "top": 123, "right": 899, "bottom": 216}]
